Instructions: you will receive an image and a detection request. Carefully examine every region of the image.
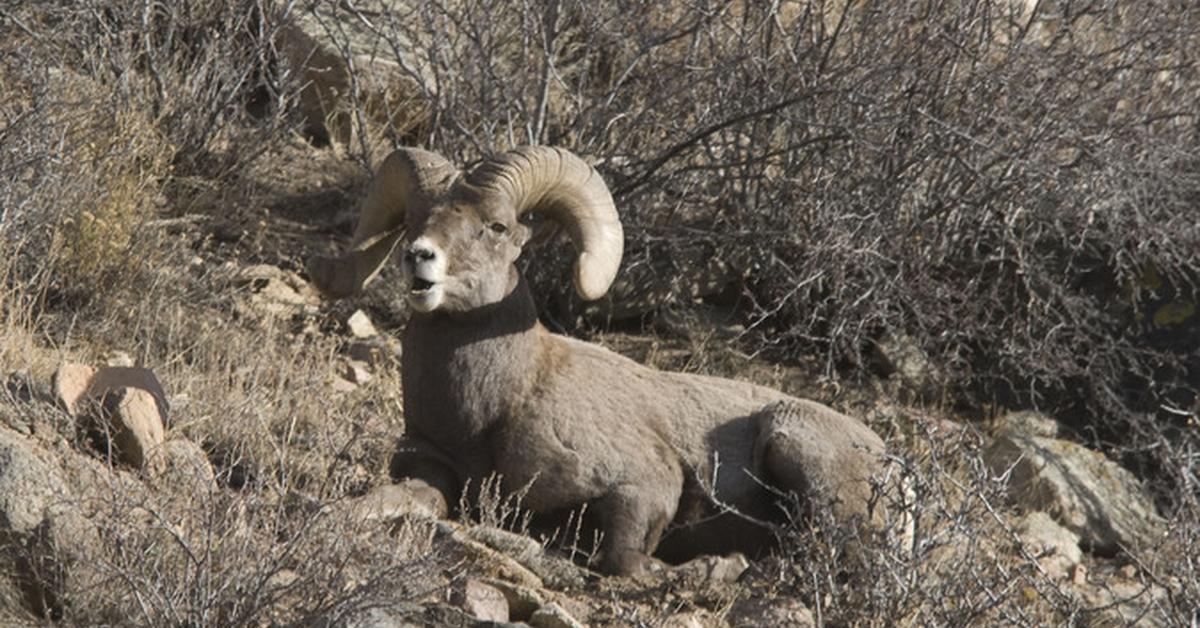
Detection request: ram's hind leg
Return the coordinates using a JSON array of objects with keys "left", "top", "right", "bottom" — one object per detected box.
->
[{"left": 752, "top": 399, "right": 892, "bottom": 528}]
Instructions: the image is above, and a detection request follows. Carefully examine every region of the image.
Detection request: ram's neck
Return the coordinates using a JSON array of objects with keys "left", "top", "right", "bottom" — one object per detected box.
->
[{"left": 400, "top": 272, "right": 544, "bottom": 469}]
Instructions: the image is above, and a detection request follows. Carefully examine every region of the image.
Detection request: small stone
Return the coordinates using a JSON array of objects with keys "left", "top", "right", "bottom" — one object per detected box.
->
[
  {"left": 1071, "top": 563, "right": 1088, "bottom": 585},
  {"left": 871, "top": 331, "right": 946, "bottom": 401},
  {"left": 1016, "top": 511, "right": 1082, "bottom": 580},
  {"left": 662, "top": 612, "right": 709, "bottom": 628},
  {"left": 726, "top": 596, "right": 815, "bottom": 628},
  {"left": 347, "top": 338, "right": 402, "bottom": 368},
  {"left": 349, "top": 481, "right": 446, "bottom": 523},
  {"left": 344, "top": 360, "right": 373, "bottom": 385},
  {"left": 467, "top": 525, "right": 589, "bottom": 589},
  {"left": 53, "top": 363, "right": 97, "bottom": 416},
  {"left": 100, "top": 387, "right": 167, "bottom": 473},
  {"left": 482, "top": 578, "right": 545, "bottom": 621},
  {"left": 104, "top": 351, "right": 135, "bottom": 368},
  {"left": 158, "top": 439, "right": 215, "bottom": 489},
  {"left": 672, "top": 552, "right": 750, "bottom": 585},
  {"left": 1118, "top": 564, "right": 1138, "bottom": 579},
  {"left": 331, "top": 377, "right": 358, "bottom": 393},
  {"left": 529, "top": 602, "right": 584, "bottom": 628},
  {"left": 266, "top": 569, "right": 301, "bottom": 590},
  {"left": 347, "top": 309, "right": 378, "bottom": 338},
  {"left": 997, "top": 410, "right": 1060, "bottom": 438},
  {"left": 451, "top": 578, "right": 509, "bottom": 623}
]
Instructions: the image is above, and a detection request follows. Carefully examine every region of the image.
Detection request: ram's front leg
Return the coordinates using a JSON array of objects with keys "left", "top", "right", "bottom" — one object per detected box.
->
[
  {"left": 595, "top": 479, "right": 681, "bottom": 576},
  {"left": 384, "top": 436, "right": 463, "bottom": 519}
]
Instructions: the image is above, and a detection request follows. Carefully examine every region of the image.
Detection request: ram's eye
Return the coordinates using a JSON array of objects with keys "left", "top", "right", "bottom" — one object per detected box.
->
[{"left": 489, "top": 222, "right": 508, "bottom": 234}]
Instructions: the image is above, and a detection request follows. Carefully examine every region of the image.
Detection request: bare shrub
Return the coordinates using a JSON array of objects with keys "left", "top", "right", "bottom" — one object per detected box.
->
[
  {"left": 46, "top": 477, "right": 442, "bottom": 626},
  {"left": 0, "top": 0, "right": 303, "bottom": 310},
  {"left": 322, "top": 0, "right": 1198, "bottom": 433},
  {"left": 321, "top": 0, "right": 1199, "bottom": 602},
  {"left": 760, "top": 423, "right": 1088, "bottom": 625}
]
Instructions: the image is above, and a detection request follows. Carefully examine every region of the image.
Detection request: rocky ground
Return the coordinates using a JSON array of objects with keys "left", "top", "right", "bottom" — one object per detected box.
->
[
  {"left": 1, "top": 3, "right": 1197, "bottom": 625},
  {"left": 0, "top": 140, "right": 1185, "bottom": 627}
]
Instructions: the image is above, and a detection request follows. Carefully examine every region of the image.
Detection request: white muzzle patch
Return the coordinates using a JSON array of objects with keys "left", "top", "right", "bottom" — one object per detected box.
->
[{"left": 403, "top": 236, "right": 447, "bottom": 312}]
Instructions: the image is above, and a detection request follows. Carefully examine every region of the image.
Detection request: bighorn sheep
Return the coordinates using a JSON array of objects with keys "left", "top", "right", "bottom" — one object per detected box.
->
[{"left": 309, "top": 146, "right": 899, "bottom": 575}]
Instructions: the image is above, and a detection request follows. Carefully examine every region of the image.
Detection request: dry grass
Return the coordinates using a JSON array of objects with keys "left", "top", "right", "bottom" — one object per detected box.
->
[{"left": 0, "top": 0, "right": 1197, "bottom": 626}]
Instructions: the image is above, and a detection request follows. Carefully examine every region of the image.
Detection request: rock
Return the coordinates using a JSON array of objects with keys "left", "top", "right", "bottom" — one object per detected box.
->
[
  {"left": 266, "top": 569, "right": 301, "bottom": 591},
  {"left": 1016, "top": 511, "right": 1082, "bottom": 580},
  {"left": 529, "top": 602, "right": 584, "bottom": 628},
  {"left": 0, "top": 428, "right": 69, "bottom": 536},
  {"left": 52, "top": 363, "right": 97, "bottom": 416},
  {"left": 347, "top": 309, "right": 379, "bottom": 339},
  {"left": 156, "top": 439, "right": 216, "bottom": 489},
  {"left": 434, "top": 523, "right": 544, "bottom": 590},
  {"left": 451, "top": 578, "right": 509, "bottom": 623},
  {"left": 98, "top": 387, "right": 167, "bottom": 473},
  {"left": 986, "top": 429, "right": 1163, "bottom": 554},
  {"left": 338, "top": 605, "right": 425, "bottom": 628},
  {"left": 347, "top": 338, "right": 402, "bottom": 368},
  {"left": 103, "top": 351, "right": 135, "bottom": 367},
  {"left": 997, "top": 410, "right": 1060, "bottom": 438},
  {"left": 482, "top": 578, "right": 544, "bottom": 621},
  {"left": 344, "top": 360, "right": 374, "bottom": 385},
  {"left": 0, "top": 427, "right": 77, "bottom": 618},
  {"left": 331, "top": 377, "right": 358, "bottom": 393},
  {"left": 54, "top": 364, "right": 170, "bottom": 426},
  {"left": 349, "top": 481, "right": 447, "bottom": 524},
  {"left": 467, "top": 526, "right": 589, "bottom": 589},
  {"left": 274, "top": 7, "right": 429, "bottom": 148},
  {"left": 662, "top": 612, "right": 711, "bottom": 628},
  {"left": 726, "top": 596, "right": 815, "bottom": 628},
  {"left": 235, "top": 264, "right": 320, "bottom": 318},
  {"left": 53, "top": 363, "right": 170, "bottom": 472},
  {"left": 671, "top": 553, "right": 749, "bottom": 586},
  {"left": 1072, "top": 574, "right": 1172, "bottom": 627},
  {"left": 871, "top": 331, "right": 947, "bottom": 401}
]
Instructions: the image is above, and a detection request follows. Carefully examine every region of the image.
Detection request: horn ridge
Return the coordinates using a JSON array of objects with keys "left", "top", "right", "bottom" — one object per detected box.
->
[{"left": 468, "top": 146, "right": 624, "bottom": 301}]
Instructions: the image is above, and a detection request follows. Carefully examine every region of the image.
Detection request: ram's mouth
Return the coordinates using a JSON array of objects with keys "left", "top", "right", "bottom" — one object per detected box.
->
[{"left": 410, "top": 277, "right": 436, "bottom": 294}]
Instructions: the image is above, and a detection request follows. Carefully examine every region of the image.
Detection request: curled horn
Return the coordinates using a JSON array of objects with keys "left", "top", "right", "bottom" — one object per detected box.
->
[
  {"left": 465, "top": 146, "right": 623, "bottom": 301},
  {"left": 308, "top": 148, "right": 458, "bottom": 298}
]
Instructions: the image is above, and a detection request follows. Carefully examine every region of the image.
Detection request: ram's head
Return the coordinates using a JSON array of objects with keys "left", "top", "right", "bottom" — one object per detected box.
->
[{"left": 309, "top": 147, "right": 624, "bottom": 313}]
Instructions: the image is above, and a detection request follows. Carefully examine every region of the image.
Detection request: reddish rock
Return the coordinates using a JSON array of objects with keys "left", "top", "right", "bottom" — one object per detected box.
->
[
  {"left": 53, "top": 363, "right": 170, "bottom": 472},
  {"left": 100, "top": 387, "right": 167, "bottom": 473}
]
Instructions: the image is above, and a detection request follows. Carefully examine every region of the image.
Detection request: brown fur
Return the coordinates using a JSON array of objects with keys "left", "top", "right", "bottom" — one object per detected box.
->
[
  {"left": 398, "top": 273, "right": 894, "bottom": 574},
  {"left": 318, "top": 147, "right": 897, "bottom": 575}
]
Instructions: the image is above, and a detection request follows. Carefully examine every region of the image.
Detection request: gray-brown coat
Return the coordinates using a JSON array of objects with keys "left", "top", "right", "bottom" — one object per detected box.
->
[{"left": 310, "top": 146, "right": 900, "bottom": 575}]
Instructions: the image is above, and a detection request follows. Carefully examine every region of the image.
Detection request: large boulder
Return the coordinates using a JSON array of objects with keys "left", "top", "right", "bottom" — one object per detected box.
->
[
  {"left": 0, "top": 426, "right": 87, "bottom": 619},
  {"left": 274, "top": 3, "right": 430, "bottom": 148},
  {"left": 985, "top": 421, "right": 1163, "bottom": 554}
]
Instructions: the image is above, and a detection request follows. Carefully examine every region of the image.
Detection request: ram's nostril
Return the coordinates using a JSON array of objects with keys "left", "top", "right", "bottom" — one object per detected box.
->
[{"left": 406, "top": 245, "right": 437, "bottom": 263}]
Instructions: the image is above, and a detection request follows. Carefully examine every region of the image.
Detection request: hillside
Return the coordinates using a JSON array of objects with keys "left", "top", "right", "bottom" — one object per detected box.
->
[{"left": 0, "top": 1, "right": 1197, "bottom": 626}]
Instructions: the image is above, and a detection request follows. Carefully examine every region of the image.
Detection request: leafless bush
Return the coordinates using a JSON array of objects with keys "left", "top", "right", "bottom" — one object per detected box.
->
[
  {"left": 41, "top": 478, "right": 443, "bottom": 626},
  {"left": 325, "top": 0, "right": 1199, "bottom": 561},
  {"left": 0, "top": 0, "right": 303, "bottom": 310},
  {"left": 755, "top": 422, "right": 1172, "bottom": 626}
]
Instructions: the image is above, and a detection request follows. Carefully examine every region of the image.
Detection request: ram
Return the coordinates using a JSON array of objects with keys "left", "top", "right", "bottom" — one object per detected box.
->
[{"left": 310, "top": 146, "right": 900, "bottom": 575}]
